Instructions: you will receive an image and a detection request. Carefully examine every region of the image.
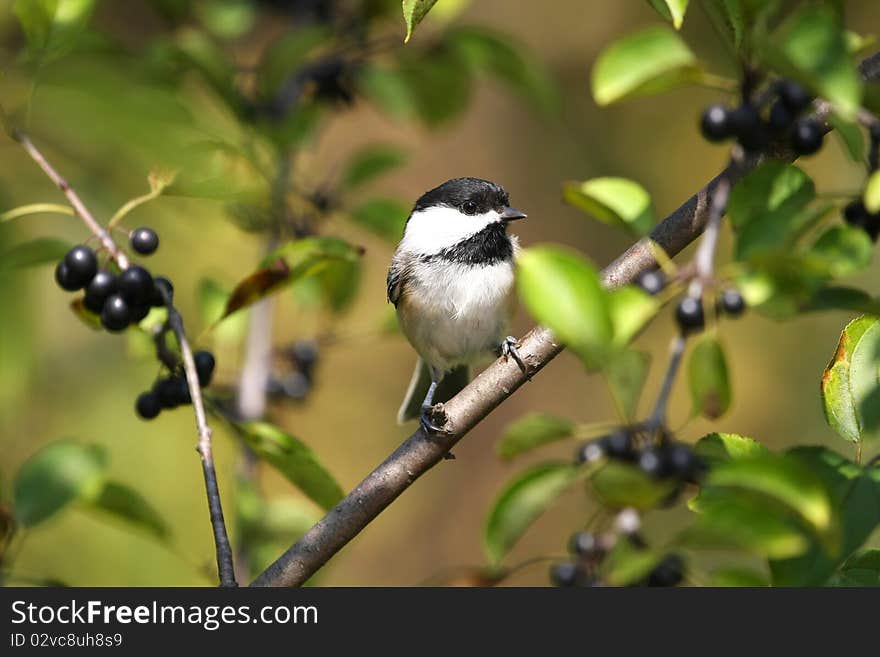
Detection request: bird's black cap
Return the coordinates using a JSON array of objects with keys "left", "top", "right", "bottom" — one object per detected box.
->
[{"left": 413, "top": 177, "right": 510, "bottom": 216}]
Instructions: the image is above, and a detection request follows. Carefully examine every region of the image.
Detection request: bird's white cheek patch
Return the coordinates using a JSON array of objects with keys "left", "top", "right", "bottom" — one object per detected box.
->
[{"left": 401, "top": 206, "right": 499, "bottom": 255}]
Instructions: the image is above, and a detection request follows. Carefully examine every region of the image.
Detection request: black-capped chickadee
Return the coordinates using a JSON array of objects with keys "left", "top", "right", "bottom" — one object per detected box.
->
[{"left": 387, "top": 177, "right": 528, "bottom": 433}]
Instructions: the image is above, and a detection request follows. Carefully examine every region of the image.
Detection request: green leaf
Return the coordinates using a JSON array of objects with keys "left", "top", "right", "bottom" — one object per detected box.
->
[
  {"left": 647, "top": 0, "right": 689, "bottom": 29},
  {"left": 516, "top": 246, "right": 614, "bottom": 367},
  {"left": 590, "top": 461, "right": 679, "bottom": 511},
  {"left": 355, "top": 66, "right": 419, "bottom": 119},
  {"left": 702, "top": 0, "right": 745, "bottom": 51},
  {"left": 606, "top": 350, "right": 651, "bottom": 421},
  {"left": 829, "top": 114, "right": 866, "bottom": 163},
  {"left": 237, "top": 421, "right": 344, "bottom": 511},
  {"left": 599, "top": 539, "right": 663, "bottom": 586},
  {"left": 709, "top": 567, "right": 768, "bottom": 587},
  {"left": 727, "top": 162, "right": 821, "bottom": 260},
  {"left": 349, "top": 198, "right": 410, "bottom": 242},
  {"left": 402, "top": 0, "right": 439, "bottom": 43},
  {"left": 606, "top": 285, "right": 659, "bottom": 348},
  {"left": 822, "top": 315, "right": 880, "bottom": 444},
  {"left": 694, "top": 432, "right": 769, "bottom": 466},
  {"left": 808, "top": 226, "right": 873, "bottom": 278},
  {"left": 446, "top": 26, "right": 561, "bottom": 115},
  {"left": 770, "top": 447, "right": 880, "bottom": 585},
  {"left": 864, "top": 171, "right": 880, "bottom": 214},
  {"left": 484, "top": 462, "right": 578, "bottom": 564},
  {"left": 399, "top": 54, "right": 472, "bottom": 126},
  {"left": 13, "top": 0, "right": 96, "bottom": 63},
  {"left": 802, "top": 286, "right": 880, "bottom": 316},
  {"left": 562, "top": 178, "right": 654, "bottom": 237},
  {"left": 591, "top": 26, "right": 698, "bottom": 106},
  {"left": 767, "top": 5, "right": 862, "bottom": 120},
  {"left": 727, "top": 162, "right": 815, "bottom": 231},
  {"left": 0, "top": 238, "right": 71, "bottom": 272},
  {"left": 828, "top": 549, "right": 880, "bottom": 586},
  {"left": 88, "top": 481, "right": 169, "bottom": 541},
  {"left": 495, "top": 413, "right": 575, "bottom": 461},
  {"left": 258, "top": 26, "right": 330, "bottom": 98},
  {"left": 195, "top": 0, "right": 256, "bottom": 39},
  {"left": 682, "top": 488, "right": 811, "bottom": 559},
  {"left": 13, "top": 441, "right": 106, "bottom": 527},
  {"left": 687, "top": 334, "right": 731, "bottom": 419},
  {"left": 341, "top": 145, "right": 407, "bottom": 190},
  {"left": 708, "top": 454, "right": 835, "bottom": 536},
  {"left": 220, "top": 237, "right": 362, "bottom": 321}
]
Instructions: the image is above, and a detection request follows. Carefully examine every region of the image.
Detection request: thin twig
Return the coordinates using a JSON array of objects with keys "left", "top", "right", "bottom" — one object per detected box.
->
[
  {"left": 162, "top": 290, "right": 238, "bottom": 588},
  {"left": 647, "top": 335, "right": 687, "bottom": 429},
  {"left": 12, "top": 129, "right": 235, "bottom": 587},
  {"left": 12, "top": 131, "right": 130, "bottom": 270}
]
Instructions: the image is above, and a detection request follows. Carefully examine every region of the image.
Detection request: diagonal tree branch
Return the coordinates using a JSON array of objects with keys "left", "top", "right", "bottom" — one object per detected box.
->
[{"left": 246, "top": 51, "right": 880, "bottom": 586}]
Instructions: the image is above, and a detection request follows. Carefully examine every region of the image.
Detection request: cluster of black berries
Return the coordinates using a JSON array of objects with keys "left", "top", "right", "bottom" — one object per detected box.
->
[
  {"left": 54, "top": 226, "right": 219, "bottom": 421},
  {"left": 551, "top": 521, "right": 686, "bottom": 587},
  {"left": 576, "top": 427, "right": 707, "bottom": 485},
  {"left": 267, "top": 340, "right": 319, "bottom": 401},
  {"left": 54, "top": 228, "right": 167, "bottom": 332},
  {"left": 635, "top": 270, "right": 746, "bottom": 334},
  {"left": 841, "top": 124, "right": 880, "bottom": 242},
  {"left": 135, "top": 351, "right": 216, "bottom": 420},
  {"left": 701, "top": 80, "right": 822, "bottom": 156}
]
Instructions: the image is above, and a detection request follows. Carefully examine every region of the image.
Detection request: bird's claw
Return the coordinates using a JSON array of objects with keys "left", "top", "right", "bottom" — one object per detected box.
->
[
  {"left": 419, "top": 403, "right": 450, "bottom": 435},
  {"left": 501, "top": 335, "right": 531, "bottom": 380}
]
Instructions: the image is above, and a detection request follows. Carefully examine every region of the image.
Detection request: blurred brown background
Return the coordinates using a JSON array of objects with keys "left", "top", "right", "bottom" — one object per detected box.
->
[{"left": 1, "top": 0, "right": 879, "bottom": 586}]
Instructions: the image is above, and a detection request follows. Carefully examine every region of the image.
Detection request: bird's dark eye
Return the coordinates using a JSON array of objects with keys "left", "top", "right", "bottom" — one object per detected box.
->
[{"left": 462, "top": 200, "right": 478, "bottom": 215}]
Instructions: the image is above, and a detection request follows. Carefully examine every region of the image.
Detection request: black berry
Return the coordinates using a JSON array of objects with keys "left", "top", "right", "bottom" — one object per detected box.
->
[
  {"left": 171, "top": 377, "right": 191, "bottom": 405},
  {"left": 601, "top": 429, "right": 635, "bottom": 461},
  {"left": 676, "top": 297, "right": 705, "bottom": 333},
  {"left": 637, "top": 270, "right": 665, "bottom": 296},
  {"left": 63, "top": 245, "right": 98, "bottom": 288},
  {"left": 135, "top": 391, "right": 161, "bottom": 420},
  {"left": 647, "top": 554, "right": 685, "bottom": 587},
  {"left": 550, "top": 561, "right": 586, "bottom": 587},
  {"left": 292, "top": 340, "right": 319, "bottom": 376},
  {"left": 151, "top": 277, "right": 173, "bottom": 307},
  {"left": 194, "top": 350, "right": 216, "bottom": 387},
  {"left": 130, "top": 227, "right": 159, "bottom": 255},
  {"left": 569, "top": 531, "right": 603, "bottom": 558},
  {"left": 844, "top": 200, "right": 868, "bottom": 225},
  {"left": 155, "top": 377, "right": 180, "bottom": 409},
  {"left": 281, "top": 371, "right": 311, "bottom": 399},
  {"left": 100, "top": 293, "right": 131, "bottom": 332},
  {"left": 83, "top": 270, "right": 117, "bottom": 313},
  {"left": 667, "top": 443, "right": 705, "bottom": 483},
  {"left": 638, "top": 446, "right": 669, "bottom": 478},
  {"left": 54, "top": 261, "right": 81, "bottom": 291},
  {"left": 576, "top": 440, "right": 605, "bottom": 465},
  {"left": 700, "top": 105, "right": 732, "bottom": 142},
  {"left": 118, "top": 266, "right": 154, "bottom": 305},
  {"left": 791, "top": 118, "right": 824, "bottom": 156},
  {"left": 768, "top": 100, "right": 794, "bottom": 134},
  {"left": 779, "top": 80, "right": 812, "bottom": 112},
  {"left": 720, "top": 288, "right": 746, "bottom": 317},
  {"left": 130, "top": 303, "right": 151, "bottom": 323},
  {"left": 729, "top": 104, "right": 760, "bottom": 139}
]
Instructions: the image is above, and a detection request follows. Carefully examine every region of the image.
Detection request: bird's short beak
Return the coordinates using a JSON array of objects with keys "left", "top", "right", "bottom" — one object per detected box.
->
[{"left": 500, "top": 206, "right": 527, "bottom": 222}]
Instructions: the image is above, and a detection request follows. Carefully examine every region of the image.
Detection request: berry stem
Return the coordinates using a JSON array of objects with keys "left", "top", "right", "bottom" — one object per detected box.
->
[
  {"left": 10, "top": 130, "right": 131, "bottom": 270},
  {"left": 161, "top": 284, "right": 237, "bottom": 587},
  {"left": 647, "top": 334, "right": 686, "bottom": 429}
]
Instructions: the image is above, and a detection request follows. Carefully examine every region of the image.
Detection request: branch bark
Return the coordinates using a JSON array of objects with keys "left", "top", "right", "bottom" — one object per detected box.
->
[{"left": 252, "top": 51, "right": 880, "bottom": 587}]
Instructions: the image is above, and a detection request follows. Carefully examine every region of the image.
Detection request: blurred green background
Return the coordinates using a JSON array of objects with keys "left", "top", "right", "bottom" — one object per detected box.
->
[{"left": 1, "top": 0, "right": 879, "bottom": 586}]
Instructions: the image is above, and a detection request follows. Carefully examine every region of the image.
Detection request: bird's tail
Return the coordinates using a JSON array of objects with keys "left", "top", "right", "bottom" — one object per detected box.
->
[{"left": 397, "top": 358, "right": 470, "bottom": 424}]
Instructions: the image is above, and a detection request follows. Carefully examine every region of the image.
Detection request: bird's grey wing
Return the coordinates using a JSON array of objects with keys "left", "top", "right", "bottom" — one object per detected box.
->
[
  {"left": 397, "top": 359, "right": 470, "bottom": 424},
  {"left": 386, "top": 257, "right": 407, "bottom": 306}
]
